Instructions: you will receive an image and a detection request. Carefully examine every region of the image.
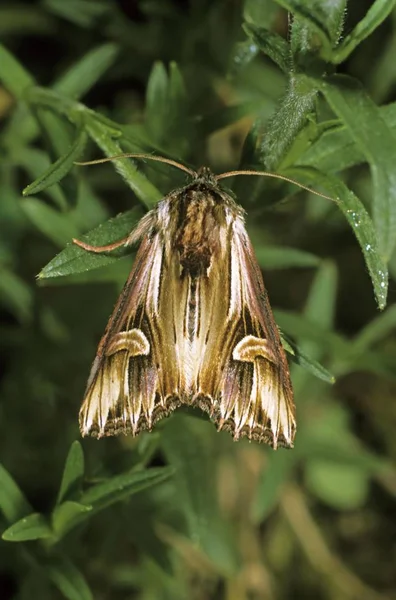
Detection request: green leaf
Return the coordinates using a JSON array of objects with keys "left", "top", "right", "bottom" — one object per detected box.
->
[
  {"left": 52, "top": 501, "right": 92, "bottom": 539},
  {"left": 281, "top": 333, "right": 335, "bottom": 384},
  {"left": 22, "top": 198, "right": 80, "bottom": 247},
  {"left": 2, "top": 512, "right": 52, "bottom": 542},
  {"left": 0, "top": 42, "right": 35, "bottom": 97},
  {"left": 38, "top": 208, "right": 142, "bottom": 279},
  {"left": 161, "top": 415, "right": 238, "bottom": 574},
  {"left": 146, "top": 62, "right": 168, "bottom": 142},
  {"left": 316, "top": 74, "right": 396, "bottom": 261},
  {"left": 43, "top": 0, "right": 109, "bottom": 27},
  {"left": 80, "top": 467, "right": 173, "bottom": 513},
  {"left": 332, "top": 0, "right": 396, "bottom": 63},
  {"left": 305, "top": 461, "right": 369, "bottom": 510},
  {"left": 0, "top": 267, "right": 33, "bottom": 323},
  {"left": 253, "top": 245, "right": 320, "bottom": 269},
  {"left": 84, "top": 117, "right": 162, "bottom": 209},
  {"left": 251, "top": 450, "right": 297, "bottom": 523},
  {"left": 47, "top": 558, "right": 93, "bottom": 600},
  {"left": 275, "top": 309, "right": 349, "bottom": 357},
  {"left": 57, "top": 441, "right": 85, "bottom": 504},
  {"left": 23, "top": 122, "right": 87, "bottom": 196},
  {"left": 285, "top": 166, "right": 388, "bottom": 309},
  {"left": 17, "top": 147, "right": 68, "bottom": 209},
  {"left": 0, "top": 463, "right": 33, "bottom": 524},
  {"left": 53, "top": 43, "right": 119, "bottom": 99},
  {"left": 353, "top": 304, "right": 396, "bottom": 351},
  {"left": 300, "top": 103, "right": 396, "bottom": 173},
  {"left": 244, "top": 24, "right": 290, "bottom": 73}
]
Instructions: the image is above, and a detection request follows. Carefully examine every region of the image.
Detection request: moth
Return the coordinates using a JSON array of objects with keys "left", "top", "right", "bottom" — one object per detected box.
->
[{"left": 74, "top": 155, "right": 323, "bottom": 449}]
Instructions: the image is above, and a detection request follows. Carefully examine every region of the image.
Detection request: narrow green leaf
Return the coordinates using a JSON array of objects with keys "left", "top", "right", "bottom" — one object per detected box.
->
[
  {"left": 244, "top": 24, "right": 290, "bottom": 73},
  {"left": 17, "top": 147, "right": 67, "bottom": 209},
  {"left": 253, "top": 245, "right": 320, "bottom": 269},
  {"left": 47, "top": 558, "right": 93, "bottom": 600},
  {"left": 281, "top": 333, "right": 335, "bottom": 384},
  {"left": 0, "top": 42, "right": 35, "bottom": 97},
  {"left": 285, "top": 166, "right": 388, "bottom": 309},
  {"left": 2, "top": 513, "right": 52, "bottom": 542},
  {"left": 316, "top": 74, "right": 396, "bottom": 261},
  {"left": 0, "top": 267, "right": 33, "bottom": 323},
  {"left": 0, "top": 463, "right": 33, "bottom": 524},
  {"left": 52, "top": 501, "right": 92, "bottom": 539},
  {"left": 84, "top": 117, "right": 162, "bottom": 208},
  {"left": 332, "top": 0, "right": 396, "bottom": 63},
  {"left": 57, "top": 441, "right": 85, "bottom": 504},
  {"left": 80, "top": 467, "right": 173, "bottom": 513},
  {"left": 53, "top": 43, "right": 119, "bottom": 99},
  {"left": 251, "top": 450, "right": 297, "bottom": 523},
  {"left": 23, "top": 124, "right": 87, "bottom": 196},
  {"left": 38, "top": 208, "right": 141, "bottom": 279},
  {"left": 21, "top": 198, "right": 80, "bottom": 247}
]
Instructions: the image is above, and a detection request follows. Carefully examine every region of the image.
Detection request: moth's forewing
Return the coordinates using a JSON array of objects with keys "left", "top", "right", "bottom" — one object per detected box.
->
[{"left": 79, "top": 169, "right": 296, "bottom": 448}]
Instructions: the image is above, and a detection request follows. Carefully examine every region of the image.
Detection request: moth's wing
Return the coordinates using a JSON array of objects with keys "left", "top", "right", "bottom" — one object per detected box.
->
[
  {"left": 79, "top": 230, "right": 184, "bottom": 437},
  {"left": 195, "top": 218, "right": 296, "bottom": 448}
]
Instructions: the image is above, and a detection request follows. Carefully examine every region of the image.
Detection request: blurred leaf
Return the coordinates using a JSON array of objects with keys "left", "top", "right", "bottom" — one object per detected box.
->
[
  {"left": 80, "top": 467, "right": 174, "bottom": 514},
  {"left": 244, "top": 24, "right": 290, "bottom": 72},
  {"left": 285, "top": 166, "right": 388, "bottom": 309},
  {"left": 2, "top": 513, "right": 52, "bottom": 542},
  {"left": 251, "top": 450, "right": 297, "bottom": 523},
  {"left": 53, "top": 43, "right": 119, "bottom": 99},
  {"left": 0, "top": 42, "right": 35, "bottom": 97},
  {"left": 317, "top": 74, "right": 396, "bottom": 261},
  {"left": 22, "top": 198, "right": 80, "bottom": 247},
  {"left": 47, "top": 558, "right": 93, "bottom": 600},
  {"left": 43, "top": 0, "right": 109, "bottom": 27},
  {"left": 52, "top": 501, "right": 92, "bottom": 539},
  {"left": 353, "top": 304, "right": 396, "bottom": 350},
  {"left": 38, "top": 208, "right": 142, "bottom": 278},
  {"left": 161, "top": 415, "right": 238, "bottom": 575},
  {"left": 332, "top": 0, "right": 396, "bottom": 63},
  {"left": 305, "top": 461, "right": 369, "bottom": 510},
  {"left": 254, "top": 245, "right": 320, "bottom": 269},
  {"left": 0, "top": 266, "right": 33, "bottom": 323},
  {"left": 0, "top": 463, "right": 33, "bottom": 524},
  {"left": 23, "top": 122, "right": 87, "bottom": 196},
  {"left": 57, "top": 441, "right": 85, "bottom": 504}
]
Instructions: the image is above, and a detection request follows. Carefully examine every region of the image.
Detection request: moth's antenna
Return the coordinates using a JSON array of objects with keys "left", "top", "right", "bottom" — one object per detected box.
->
[
  {"left": 216, "top": 169, "right": 334, "bottom": 201},
  {"left": 74, "top": 153, "right": 197, "bottom": 177}
]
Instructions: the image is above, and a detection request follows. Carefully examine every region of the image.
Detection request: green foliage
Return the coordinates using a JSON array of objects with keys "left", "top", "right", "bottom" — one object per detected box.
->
[{"left": 1, "top": 1, "right": 396, "bottom": 599}]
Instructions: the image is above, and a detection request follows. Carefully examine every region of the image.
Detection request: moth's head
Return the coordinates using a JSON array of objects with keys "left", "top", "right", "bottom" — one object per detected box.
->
[{"left": 194, "top": 166, "right": 218, "bottom": 187}]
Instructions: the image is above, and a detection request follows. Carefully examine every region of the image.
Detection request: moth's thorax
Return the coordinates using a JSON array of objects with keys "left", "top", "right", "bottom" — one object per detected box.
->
[{"left": 159, "top": 180, "right": 240, "bottom": 276}]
